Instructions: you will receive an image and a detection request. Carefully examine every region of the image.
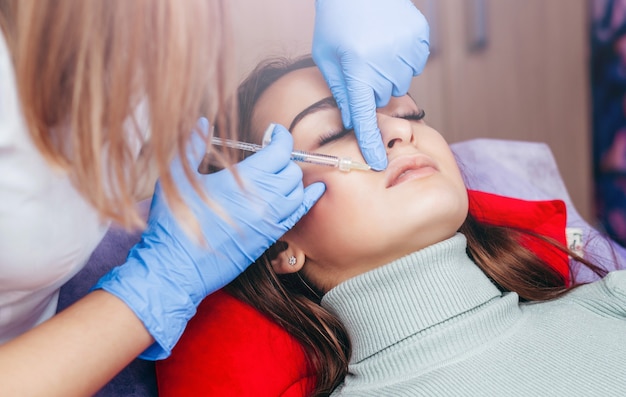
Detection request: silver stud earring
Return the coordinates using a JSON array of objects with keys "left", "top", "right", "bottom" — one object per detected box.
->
[{"left": 288, "top": 256, "right": 297, "bottom": 266}]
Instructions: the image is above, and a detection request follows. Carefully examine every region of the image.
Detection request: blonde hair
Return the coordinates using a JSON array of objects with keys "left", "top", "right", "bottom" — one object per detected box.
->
[{"left": 0, "top": 0, "right": 237, "bottom": 230}]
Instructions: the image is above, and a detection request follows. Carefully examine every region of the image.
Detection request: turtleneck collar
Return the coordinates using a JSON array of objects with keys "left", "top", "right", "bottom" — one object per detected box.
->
[{"left": 321, "top": 233, "right": 503, "bottom": 363}]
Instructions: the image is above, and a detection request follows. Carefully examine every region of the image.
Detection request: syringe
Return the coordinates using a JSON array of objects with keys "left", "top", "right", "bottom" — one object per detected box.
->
[{"left": 210, "top": 128, "right": 371, "bottom": 172}]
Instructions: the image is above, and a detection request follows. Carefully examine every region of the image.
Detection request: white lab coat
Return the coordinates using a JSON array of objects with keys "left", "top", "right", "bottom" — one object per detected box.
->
[{"left": 0, "top": 29, "right": 110, "bottom": 343}]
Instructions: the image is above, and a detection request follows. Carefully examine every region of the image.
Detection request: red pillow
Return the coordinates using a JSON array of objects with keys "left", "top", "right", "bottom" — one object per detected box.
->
[
  {"left": 156, "top": 289, "right": 315, "bottom": 397},
  {"left": 467, "top": 189, "right": 569, "bottom": 283},
  {"left": 156, "top": 191, "right": 568, "bottom": 396}
]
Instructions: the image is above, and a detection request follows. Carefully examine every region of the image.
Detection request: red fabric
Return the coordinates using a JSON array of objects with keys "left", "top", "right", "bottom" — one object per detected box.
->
[
  {"left": 156, "top": 290, "right": 315, "bottom": 397},
  {"left": 156, "top": 190, "right": 569, "bottom": 396},
  {"left": 467, "top": 189, "right": 569, "bottom": 283}
]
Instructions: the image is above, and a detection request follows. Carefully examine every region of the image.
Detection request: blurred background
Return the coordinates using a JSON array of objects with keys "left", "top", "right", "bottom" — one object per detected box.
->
[{"left": 230, "top": 0, "right": 626, "bottom": 247}]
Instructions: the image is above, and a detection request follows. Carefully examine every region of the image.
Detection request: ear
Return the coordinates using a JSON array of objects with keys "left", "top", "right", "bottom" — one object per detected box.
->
[{"left": 270, "top": 241, "right": 306, "bottom": 274}]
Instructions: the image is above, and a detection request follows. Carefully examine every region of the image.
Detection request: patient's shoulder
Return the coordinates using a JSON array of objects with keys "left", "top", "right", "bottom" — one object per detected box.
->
[{"left": 559, "top": 270, "right": 626, "bottom": 318}]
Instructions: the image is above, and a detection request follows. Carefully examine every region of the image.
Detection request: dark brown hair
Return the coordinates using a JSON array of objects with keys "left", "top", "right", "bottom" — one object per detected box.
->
[{"left": 226, "top": 56, "right": 607, "bottom": 396}]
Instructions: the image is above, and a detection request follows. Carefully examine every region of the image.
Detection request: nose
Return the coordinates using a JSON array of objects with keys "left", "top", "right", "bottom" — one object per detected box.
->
[{"left": 377, "top": 114, "right": 415, "bottom": 150}]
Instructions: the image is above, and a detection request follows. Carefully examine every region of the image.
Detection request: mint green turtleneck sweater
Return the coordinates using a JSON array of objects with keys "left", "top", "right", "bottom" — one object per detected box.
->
[{"left": 322, "top": 233, "right": 626, "bottom": 396}]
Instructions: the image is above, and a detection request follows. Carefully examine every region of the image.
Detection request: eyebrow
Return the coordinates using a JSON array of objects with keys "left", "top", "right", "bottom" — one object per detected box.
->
[
  {"left": 288, "top": 96, "right": 338, "bottom": 132},
  {"left": 287, "top": 94, "right": 420, "bottom": 132}
]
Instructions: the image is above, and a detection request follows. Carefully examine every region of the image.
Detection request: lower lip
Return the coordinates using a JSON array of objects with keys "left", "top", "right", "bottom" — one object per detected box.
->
[{"left": 390, "top": 166, "right": 437, "bottom": 188}]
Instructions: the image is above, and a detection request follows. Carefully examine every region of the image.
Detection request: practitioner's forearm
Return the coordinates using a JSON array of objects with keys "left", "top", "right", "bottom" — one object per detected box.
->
[{"left": 0, "top": 290, "right": 153, "bottom": 397}]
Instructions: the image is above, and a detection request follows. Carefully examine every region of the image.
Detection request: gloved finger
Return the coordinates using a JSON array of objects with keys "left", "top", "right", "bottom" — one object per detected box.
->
[
  {"left": 252, "top": 160, "right": 304, "bottom": 197},
  {"left": 186, "top": 117, "right": 210, "bottom": 168},
  {"left": 389, "top": 59, "right": 416, "bottom": 97},
  {"left": 402, "top": 10, "right": 431, "bottom": 76},
  {"left": 314, "top": 56, "right": 353, "bottom": 129},
  {"left": 346, "top": 81, "right": 388, "bottom": 170},
  {"left": 384, "top": 44, "right": 429, "bottom": 98},
  {"left": 371, "top": 78, "right": 394, "bottom": 108},
  {"left": 168, "top": 118, "right": 210, "bottom": 188},
  {"left": 280, "top": 182, "right": 326, "bottom": 227},
  {"left": 403, "top": 40, "right": 430, "bottom": 77},
  {"left": 241, "top": 123, "right": 293, "bottom": 173}
]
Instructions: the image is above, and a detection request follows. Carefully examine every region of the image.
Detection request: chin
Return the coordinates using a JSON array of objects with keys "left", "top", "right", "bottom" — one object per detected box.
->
[
  {"left": 416, "top": 186, "right": 467, "bottom": 216},
  {"left": 403, "top": 198, "right": 467, "bottom": 242}
]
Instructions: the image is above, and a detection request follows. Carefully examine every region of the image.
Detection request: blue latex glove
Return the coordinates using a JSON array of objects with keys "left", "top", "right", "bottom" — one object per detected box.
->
[
  {"left": 312, "top": 0, "right": 430, "bottom": 170},
  {"left": 94, "top": 119, "right": 325, "bottom": 359}
]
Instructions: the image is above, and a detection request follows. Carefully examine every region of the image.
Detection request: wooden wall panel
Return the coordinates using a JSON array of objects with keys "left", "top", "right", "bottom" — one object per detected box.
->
[
  {"left": 411, "top": 0, "right": 592, "bottom": 220},
  {"left": 230, "top": 0, "right": 315, "bottom": 78}
]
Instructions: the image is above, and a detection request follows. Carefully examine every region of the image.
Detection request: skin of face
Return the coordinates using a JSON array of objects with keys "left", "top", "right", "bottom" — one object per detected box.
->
[{"left": 252, "top": 67, "right": 469, "bottom": 292}]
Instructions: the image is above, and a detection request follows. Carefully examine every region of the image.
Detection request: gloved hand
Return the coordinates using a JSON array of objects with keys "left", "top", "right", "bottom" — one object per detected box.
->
[
  {"left": 312, "top": 0, "right": 430, "bottom": 170},
  {"left": 93, "top": 119, "right": 325, "bottom": 359}
]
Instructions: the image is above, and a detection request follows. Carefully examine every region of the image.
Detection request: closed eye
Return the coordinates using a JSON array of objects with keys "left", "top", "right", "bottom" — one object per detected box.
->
[
  {"left": 317, "top": 109, "right": 424, "bottom": 146},
  {"left": 318, "top": 128, "right": 353, "bottom": 146},
  {"left": 395, "top": 109, "right": 426, "bottom": 121}
]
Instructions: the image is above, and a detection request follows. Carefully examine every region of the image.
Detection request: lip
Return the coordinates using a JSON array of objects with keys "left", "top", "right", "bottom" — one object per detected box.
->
[{"left": 385, "top": 154, "right": 439, "bottom": 188}]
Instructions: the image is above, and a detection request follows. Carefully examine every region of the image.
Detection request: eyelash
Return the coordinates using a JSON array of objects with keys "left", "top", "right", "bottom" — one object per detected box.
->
[
  {"left": 317, "top": 109, "right": 426, "bottom": 146},
  {"left": 318, "top": 128, "right": 351, "bottom": 146},
  {"left": 397, "top": 109, "right": 426, "bottom": 121}
]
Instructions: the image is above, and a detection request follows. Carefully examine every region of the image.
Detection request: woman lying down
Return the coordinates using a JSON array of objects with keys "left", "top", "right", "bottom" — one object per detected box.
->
[{"left": 161, "top": 56, "right": 626, "bottom": 397}]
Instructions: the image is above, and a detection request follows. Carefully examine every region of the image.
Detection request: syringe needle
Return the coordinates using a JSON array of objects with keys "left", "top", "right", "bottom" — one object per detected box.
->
[{"left": 211, "top": 137, "right": 371, "bottom": 172}]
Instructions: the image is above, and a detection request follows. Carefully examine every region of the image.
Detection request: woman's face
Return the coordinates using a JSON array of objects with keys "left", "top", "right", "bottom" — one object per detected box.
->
[{"left": 252, "top": 67, "right": 468, "bottom": 291}]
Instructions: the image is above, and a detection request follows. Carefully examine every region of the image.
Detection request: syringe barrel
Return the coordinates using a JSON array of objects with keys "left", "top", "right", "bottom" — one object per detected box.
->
[{"left": 291, "top": 151, "right": 341, "bottom": 168}]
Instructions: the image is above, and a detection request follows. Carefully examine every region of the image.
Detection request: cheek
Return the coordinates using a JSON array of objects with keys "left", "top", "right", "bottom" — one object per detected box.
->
[
  {"left": 289, "top": 171, "right": 380, "bottom": 254},
  {"left": 302, "top": 171, "right": 373, "bottom": 224},
  {"left": 287, "top": 140, "right": 469, "bottom": 266}
]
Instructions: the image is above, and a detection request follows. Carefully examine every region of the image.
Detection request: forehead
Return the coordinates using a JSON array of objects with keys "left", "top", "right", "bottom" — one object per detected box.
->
[{"left": 252, "top": 67, "right": 330, "bottom": 139}]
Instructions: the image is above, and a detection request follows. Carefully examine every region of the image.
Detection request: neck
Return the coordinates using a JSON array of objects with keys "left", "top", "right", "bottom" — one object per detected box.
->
[{"left": 321, "top": 233, "right": 502, "bottom": 362}]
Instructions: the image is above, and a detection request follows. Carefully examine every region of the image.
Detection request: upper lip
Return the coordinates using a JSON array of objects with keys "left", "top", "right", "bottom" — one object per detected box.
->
[{"left": 384, "top": 153, "right": 438, "bottom": 188}]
